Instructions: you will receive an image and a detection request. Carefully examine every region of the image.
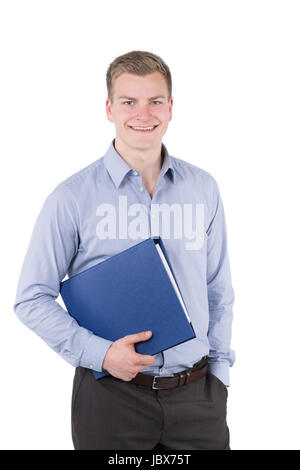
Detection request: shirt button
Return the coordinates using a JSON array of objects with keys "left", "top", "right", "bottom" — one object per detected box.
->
[
  {"left": 133, "top": 170, "right": 138, "bottom": 176},
  {"left": 139, "top": 187, "right": 144, "bottom": 192},
  {"left": 89, "top": 365, "right": 94, "bottom": 369}
]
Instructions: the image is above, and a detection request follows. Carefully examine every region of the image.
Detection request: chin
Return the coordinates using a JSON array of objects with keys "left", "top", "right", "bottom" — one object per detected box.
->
[{"left": 117, "top": 131, "right": 162, "bottom": 150}]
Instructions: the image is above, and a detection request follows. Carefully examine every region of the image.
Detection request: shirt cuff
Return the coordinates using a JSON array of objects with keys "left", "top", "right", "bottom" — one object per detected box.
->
[
  {"left": 207, "top": 361, "right": 230, "bottom": 387},
  {"left": 79, "top": 334, "right": 113, "bottom": 372}
]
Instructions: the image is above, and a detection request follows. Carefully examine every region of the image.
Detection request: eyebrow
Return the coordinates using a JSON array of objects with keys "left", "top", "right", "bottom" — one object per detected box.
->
[{"left": 117, "top": 95, "right": 167, "bottom": 100}]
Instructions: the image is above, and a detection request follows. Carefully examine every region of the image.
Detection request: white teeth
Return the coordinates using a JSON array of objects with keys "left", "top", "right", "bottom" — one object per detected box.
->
[{"left": 130, "top": 126, "right": 156, "bottom": 131}]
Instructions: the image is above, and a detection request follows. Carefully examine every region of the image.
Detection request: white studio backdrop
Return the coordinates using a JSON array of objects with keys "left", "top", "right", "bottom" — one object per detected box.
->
[{"left": 1, "top": 0, "right": 299, "bottom": 450}]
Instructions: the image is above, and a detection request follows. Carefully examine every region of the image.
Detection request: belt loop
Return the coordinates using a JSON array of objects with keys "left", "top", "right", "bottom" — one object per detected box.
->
[
  {"left": 185, "top": 370, "right": 191, "bottom": 385},
  {"left": 178, "top": 373, "right": 185, "bottom": 387},
  {"left": 178, "top": 372, "right": 190, "bottom": 387}
]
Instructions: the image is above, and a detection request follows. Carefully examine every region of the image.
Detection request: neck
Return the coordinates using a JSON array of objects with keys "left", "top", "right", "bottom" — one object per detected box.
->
[{"left": 113, "top": 137, "right": 163, "bottom": 184}]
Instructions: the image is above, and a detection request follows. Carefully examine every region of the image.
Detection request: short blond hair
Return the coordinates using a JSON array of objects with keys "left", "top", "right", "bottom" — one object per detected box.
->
[{"left": 106, "top": 50, "right": 172, "bottom": 103}]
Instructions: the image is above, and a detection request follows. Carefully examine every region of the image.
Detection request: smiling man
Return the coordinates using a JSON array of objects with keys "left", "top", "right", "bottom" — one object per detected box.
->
[
  {"left": 106, "top": 70, "right": 173, "bottom": 201},
  {"left": 13, "top": 50, "right": 235, "bottom": 450}
]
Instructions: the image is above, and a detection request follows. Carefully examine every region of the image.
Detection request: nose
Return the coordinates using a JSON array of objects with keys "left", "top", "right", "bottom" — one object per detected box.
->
[{"left": 135, "top": 103, "right": 153, "bottom": 119}]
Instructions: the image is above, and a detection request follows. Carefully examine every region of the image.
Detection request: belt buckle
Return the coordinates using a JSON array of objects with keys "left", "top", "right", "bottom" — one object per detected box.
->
[
  {"left": 152, "top": 376, "right": 160, "bottom": 390},
  {"left": 152, "top": 374, "right": 174, "bottom": 390}
]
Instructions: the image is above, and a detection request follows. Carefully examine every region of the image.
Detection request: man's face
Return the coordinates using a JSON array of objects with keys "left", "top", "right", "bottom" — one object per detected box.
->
[{"left": 106, "top": 71, "right": 173, "bottom": 151}]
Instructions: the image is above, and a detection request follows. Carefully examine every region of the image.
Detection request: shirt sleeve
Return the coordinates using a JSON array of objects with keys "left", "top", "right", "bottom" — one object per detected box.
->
[
  {"left": 13, "top": 183, "right": 112, "bottom": 372},
  {"left": 206, "top": 177, "right": 235, "bottom": 387}
]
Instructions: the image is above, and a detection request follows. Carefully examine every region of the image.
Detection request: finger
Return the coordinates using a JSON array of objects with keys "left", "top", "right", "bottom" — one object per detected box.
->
[
  {"left": 135, "top": 354, "right": 155, "bottom": 365},
  {"left": 139, "top": 363, "right": 154, "bottom": 371},
  {"left": 123, "top": 331, "right": 152, "bottom": 344}
]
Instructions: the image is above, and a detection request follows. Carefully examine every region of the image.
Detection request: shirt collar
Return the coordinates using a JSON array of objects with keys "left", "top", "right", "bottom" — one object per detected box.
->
[{"left": 103, "top": 138, "right": 176, "bottom": 189}]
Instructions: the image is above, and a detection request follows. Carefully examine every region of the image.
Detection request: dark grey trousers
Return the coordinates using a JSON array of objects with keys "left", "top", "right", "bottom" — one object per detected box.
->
[{"left": 71, "top": 366, "right": 230, "bottom": 450}]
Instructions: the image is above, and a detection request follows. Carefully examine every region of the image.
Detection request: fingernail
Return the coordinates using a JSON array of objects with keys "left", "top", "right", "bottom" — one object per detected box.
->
[{"left": 145, "top": 331, "right": 151, "bottom": 336}]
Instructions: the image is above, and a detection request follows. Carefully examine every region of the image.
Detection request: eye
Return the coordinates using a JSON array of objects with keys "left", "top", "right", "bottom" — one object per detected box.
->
[{"left": 123, "top": 100, "right": 162, "bottom": 105}]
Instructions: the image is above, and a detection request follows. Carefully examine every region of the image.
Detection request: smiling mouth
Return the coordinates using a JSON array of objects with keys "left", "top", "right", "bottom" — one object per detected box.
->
[{"left": 128, "top": 125, "right": 159, "bottom": 133}]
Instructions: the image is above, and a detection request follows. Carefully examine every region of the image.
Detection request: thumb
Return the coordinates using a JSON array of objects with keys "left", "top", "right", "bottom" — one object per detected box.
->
[{"left": 123, "top": 331, "right": 152, "bottom": 344}]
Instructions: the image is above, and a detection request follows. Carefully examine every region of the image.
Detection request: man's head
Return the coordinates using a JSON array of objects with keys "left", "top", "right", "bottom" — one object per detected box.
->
[{"left": 106, "top": 50, "right": 173, "bottom": 152}]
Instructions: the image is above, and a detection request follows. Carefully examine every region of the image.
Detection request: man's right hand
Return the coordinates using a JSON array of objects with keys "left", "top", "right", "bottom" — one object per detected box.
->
[{"left": 102, "top": 331, "right": 156, "bottom": 381}]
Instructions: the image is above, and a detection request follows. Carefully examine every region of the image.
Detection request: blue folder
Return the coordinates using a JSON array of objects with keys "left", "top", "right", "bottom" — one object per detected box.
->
[{"left": 60, "top": 237, "right": 195, "bottom": 379}]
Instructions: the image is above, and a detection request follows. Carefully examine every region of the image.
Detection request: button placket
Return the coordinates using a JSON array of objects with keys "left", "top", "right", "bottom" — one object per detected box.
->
[
  {"left": 151, "top": 177, "right": 165, "bottom": 203},
  {"left": 133, "top": 173, "right": 144, "bottom": 194}
]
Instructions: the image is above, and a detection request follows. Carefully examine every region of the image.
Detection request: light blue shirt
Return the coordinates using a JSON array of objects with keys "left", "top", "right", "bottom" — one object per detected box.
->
[{"left": 14, "top": 139, "right": 235, "bottom": 386}]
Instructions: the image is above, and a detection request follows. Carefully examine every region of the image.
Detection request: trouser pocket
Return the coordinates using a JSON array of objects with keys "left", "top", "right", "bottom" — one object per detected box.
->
[{"left": 71, "top": 366, "right": 87, "bottom": 416}]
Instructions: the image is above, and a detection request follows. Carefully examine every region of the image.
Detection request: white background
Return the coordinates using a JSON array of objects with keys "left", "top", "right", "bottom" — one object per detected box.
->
[{"left": 1, "top": 0, "right": 299, "bottom": 450}]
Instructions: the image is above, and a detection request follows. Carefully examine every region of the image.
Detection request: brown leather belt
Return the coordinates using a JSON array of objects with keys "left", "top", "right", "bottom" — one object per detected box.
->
[{"left": 130, "top": 357, "right": 208, "bottom": 390}]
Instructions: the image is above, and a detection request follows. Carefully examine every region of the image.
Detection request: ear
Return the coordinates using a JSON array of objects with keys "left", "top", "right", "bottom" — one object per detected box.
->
[
  {"left": 168, "top": 97, "right": 173, "bottom": 122},
  {"left": 106, "top": 98, "right": 114, "bottom": 123}
]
